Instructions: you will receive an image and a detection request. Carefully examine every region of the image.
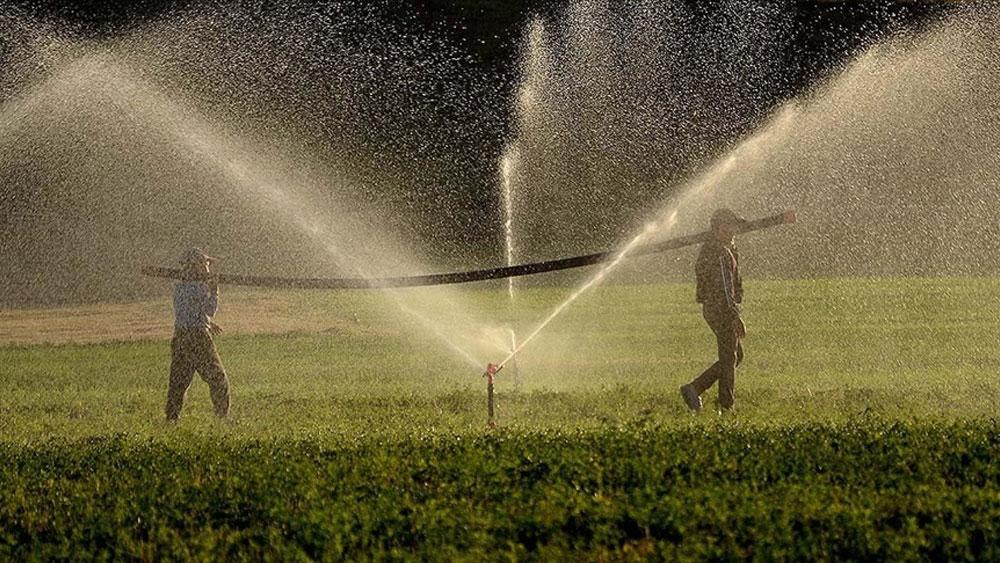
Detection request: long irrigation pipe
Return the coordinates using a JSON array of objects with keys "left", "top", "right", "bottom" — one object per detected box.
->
[{"left": 141, "top": 210, "right": 796, "bottom": 288}]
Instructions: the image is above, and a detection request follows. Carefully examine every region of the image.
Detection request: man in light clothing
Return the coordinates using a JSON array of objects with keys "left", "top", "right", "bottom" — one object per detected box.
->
[
  {"left": 166, "top": 247, "right": 230, "bottom": 421},
  {"left": 680, "top": 209, "right": 747, "bottom": 413}
]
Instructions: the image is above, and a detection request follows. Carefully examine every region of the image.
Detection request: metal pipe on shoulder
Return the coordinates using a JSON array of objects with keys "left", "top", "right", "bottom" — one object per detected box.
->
[{"left": 141, "top": 210, "right": 796, "bottom": 290}]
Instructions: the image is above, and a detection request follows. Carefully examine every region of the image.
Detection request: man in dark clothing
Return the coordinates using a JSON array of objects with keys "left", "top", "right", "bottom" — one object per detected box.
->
[
  {"left": 166, "top": 247, "right": 230, "bottom": 421},
  {"left": 680, "top": 209, "right": 747, "bottom": 413}
]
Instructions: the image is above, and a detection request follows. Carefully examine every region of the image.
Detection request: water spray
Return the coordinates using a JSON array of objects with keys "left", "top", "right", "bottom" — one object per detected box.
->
[
  {"left": 140, "top": 211, "right": 797, "bottom": 289},
  {"left": 144, "top": 210, "right": 794, "bottom": 428},
  {"left": 492, "top": 210, "right": 797, "bottom": 372},
  {"left": 500, "top": 147, "right": 521, "bottom": 388},
  {"left": 508, "top": 328, "right": 521, "bottom": 389}
]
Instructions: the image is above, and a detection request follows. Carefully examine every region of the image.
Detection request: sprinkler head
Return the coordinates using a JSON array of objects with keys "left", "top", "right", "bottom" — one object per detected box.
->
[{"left": 484, "top": 363, "right": 503, "bottom": 378}]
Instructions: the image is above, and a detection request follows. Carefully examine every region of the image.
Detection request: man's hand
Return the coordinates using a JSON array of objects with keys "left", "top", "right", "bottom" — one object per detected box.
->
[
  {"left": 209, "top": 322, "right": 223, "bottom": 336},
  {"left": 208, "top": 275, "right": 220, "bottom": 296},
  {"left": 734, "top": 316, "right": 746, "bottom": 339}
]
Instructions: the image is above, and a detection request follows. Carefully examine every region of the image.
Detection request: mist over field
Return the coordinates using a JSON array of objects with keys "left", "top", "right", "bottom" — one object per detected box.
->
[{"left": 1, "top": 1, "right": 978, "bottom": 306}]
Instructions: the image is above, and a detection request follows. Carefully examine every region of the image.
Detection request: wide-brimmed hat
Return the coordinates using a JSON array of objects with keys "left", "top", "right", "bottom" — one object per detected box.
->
[
  {"left": 710, "top": 208, "right": 746, "bottom": 231},
  {"left": 179, "top": 247, "right": 215, "bottom": 265}
]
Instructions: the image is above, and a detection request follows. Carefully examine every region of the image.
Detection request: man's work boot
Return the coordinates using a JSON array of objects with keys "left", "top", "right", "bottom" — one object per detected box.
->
[{"left": 680, "top": 385, "right": 702, "bottom": 413}]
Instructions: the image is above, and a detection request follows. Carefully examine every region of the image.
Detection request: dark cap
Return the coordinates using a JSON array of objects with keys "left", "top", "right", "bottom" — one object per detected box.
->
[{"left": 710, "top": 208, "right": 746, "bottom": 231}]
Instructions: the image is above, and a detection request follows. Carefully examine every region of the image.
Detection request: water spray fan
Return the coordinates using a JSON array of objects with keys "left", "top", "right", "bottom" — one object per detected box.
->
[{"left": 141, "top": 210, "right": 797, "bottom": 289}]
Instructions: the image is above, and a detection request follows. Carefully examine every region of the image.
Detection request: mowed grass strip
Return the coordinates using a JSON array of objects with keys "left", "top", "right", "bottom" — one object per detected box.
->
[{"left": 2, "top": 278, "right": 999, "bottom": 440}]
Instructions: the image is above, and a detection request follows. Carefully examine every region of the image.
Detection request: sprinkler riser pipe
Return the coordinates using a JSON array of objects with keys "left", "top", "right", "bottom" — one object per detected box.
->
[
  {"left": 487, "top": 378, "right": 495, "bottom": 427},
  {"left": 509, "top": 330, "right": 521, "bottom": 388},
  {"left": 483, "top": 362, "right": 501, "bottom": 427}
]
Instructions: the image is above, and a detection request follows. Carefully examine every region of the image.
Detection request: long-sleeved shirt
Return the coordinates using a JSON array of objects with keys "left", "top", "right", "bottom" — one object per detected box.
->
[
  {"left": 695, "top": 238, "right": 743, "bottom": 316},
  {"left": 173, "top": 281, "right": 218, "bottom": 329}
]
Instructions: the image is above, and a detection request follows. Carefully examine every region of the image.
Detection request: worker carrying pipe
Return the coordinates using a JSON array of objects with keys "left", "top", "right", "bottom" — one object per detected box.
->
[
  {"left": 142, "top": 210, "right": 796, "bottom": 289},
  {"left": 680, "top": 208, "right": 777, "bottom": 415}
]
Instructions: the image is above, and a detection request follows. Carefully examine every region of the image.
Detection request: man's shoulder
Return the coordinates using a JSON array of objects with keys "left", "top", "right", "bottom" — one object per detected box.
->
[
  {"left": 174, "top": 281, "right": 207, "bottom": 294},
  {"left": 698, "top": 240, "right": 726, "bottom": 258},
  {"left": 698, "top": 241, "right": 738, "bottom": 270}
]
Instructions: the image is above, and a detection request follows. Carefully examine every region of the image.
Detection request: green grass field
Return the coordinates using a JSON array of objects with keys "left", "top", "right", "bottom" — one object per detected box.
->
[{"left": 3, "top": 278, "right": 1000, "bottom": 559}]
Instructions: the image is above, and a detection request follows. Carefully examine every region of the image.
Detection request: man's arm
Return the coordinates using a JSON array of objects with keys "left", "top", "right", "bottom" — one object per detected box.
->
[
  {"left": 203, "top": 277, "right": 219, "bottom": 319},
  {"left": 694, "top": 245, "right": 713, "bottom": 303},
  {"left": 719, "top": 252, "right": 746, "bottom": 338},
  {"left": 205, "top": 278, "right": 222, "bottom": 335},
  {"left": 718, "top": 254, "right": 741, "bottom": 316},
  {"left": 732, "top": 248, "right": 743, "bottom": 304}
]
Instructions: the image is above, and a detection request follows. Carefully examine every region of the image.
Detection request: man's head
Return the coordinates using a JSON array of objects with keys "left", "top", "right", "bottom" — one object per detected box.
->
[
  {"left": 710, "top": 209, "right": 745, "bottom": 242},
  {"left": 179, "top": 247, "right": 214, "bottom": 272}
]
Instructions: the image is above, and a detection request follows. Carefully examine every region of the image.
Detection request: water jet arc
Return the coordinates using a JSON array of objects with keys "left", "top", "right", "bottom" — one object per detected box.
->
[{"left": 142, "top": 211, "right": 795, "bottom": 289}]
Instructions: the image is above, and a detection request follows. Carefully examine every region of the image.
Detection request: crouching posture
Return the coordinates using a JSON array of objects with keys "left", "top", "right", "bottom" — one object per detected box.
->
[
  {"left": 166, "top": 247, "right": 230, "bottom": 421},
  {"left": 680, "top": 209, "right": 747, "bottom": 413}
]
